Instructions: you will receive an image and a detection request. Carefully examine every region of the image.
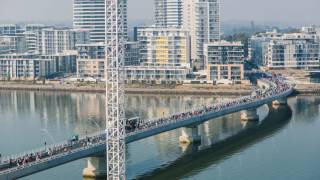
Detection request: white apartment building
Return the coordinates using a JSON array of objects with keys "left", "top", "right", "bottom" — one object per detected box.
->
[
  {"left": 154, "top": 0, "right": 183, "bottom": 28},
  {"left": 182, "top": 0, "right": 197, "bottom": 64},
  {"left": 73, "top": 0, "right": 128, "bottom": 43},
  {"left": 0, "top": 53, "right": 77, "bottom": 80},
  {"left": 77, "top": 61, "right": 189, "bottom": 82},
  {"left": 195, "top": 0, "right": 220, "bottom": 69},
  {"left": 249, "top": 29, "right": 282, "bottom": 66},
  {"left": 266, "top": 33, "right": 320, "bottom": 70},
  {"left": 0, "top": 24, "right": 24, "bottom": 36},
  {"left": 137, "top": 27, "right": 190, "bottom": 67},
  {"left": 24, "top": 31, "right": 38, "bottom": 54},
  {"left": 37, "top": 28, "right": 79, "bottom": 55},
  {"left": 205, "top": 41, "right": 245, "bottom": 83},
  {"left": 24, "top": 24, "right": 53, "bottom": 54},
  {"left": 76, "top": 42, "right": 140, "bottom": 66},
  {"left": 125, "top": 65, "right": 189, "bottom": 83},
  {"left": 0, "top": 35, "right": 27, "bottom": 54}
]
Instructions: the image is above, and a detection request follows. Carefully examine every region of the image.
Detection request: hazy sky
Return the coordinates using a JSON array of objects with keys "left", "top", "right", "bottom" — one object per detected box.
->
[{"left": 0, "top": 0, "right": 319, "bottom": 25}]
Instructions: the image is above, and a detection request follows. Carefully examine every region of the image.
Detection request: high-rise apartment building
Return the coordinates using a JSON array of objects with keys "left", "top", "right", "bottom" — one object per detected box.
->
[
  {"left": 155, "top": 0, "right": 183, "bottom": 28},
  {"left": 182, "top": 0, "right": 197, "bottom": 63},
  {"left": 195, "top": 0, "right": 220, "bottom": 69},
  {"left": 73, "top": 0, "right": 128, "bottom": 43},
  {"left": 73, "top": 0, "right": 105, "bottom": 43}
]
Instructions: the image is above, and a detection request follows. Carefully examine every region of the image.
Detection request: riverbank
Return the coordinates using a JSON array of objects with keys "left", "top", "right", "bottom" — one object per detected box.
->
[
  {"left": 1, "top": 81, "right": 319, "bottom": 95},
  {"left": 0, "top": 82, "right": 252, "bottom": 96},
  {"left": 294, "top": 84, "right": 320, "bottom": 94}
]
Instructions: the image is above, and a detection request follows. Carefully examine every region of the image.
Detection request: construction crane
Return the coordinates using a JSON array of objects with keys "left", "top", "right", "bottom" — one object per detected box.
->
[{"left": 105, "top": 0, "right": 126, "bottom": 179}]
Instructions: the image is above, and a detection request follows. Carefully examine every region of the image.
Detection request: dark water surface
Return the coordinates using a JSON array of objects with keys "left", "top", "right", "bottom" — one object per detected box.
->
[{"left": 0, "top": 90, "right": 319, "bottom": 180}]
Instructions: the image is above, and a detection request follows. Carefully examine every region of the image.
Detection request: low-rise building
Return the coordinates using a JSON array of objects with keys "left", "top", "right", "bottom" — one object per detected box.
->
[
  {"left": 249, "top": 29, "right": 282, "bottom": 66},
  {"left": 204, "top": 41, "right": 245, "bottom": 83},
  {"left": 0, "top": 52, "right": 77, "bottom": 80},
  {"left": 125, "top": 64, "right": 189, "bottom": 83},
  {"left": 266, "top": 33, "right": 320, "bottom": 70},
  {"left": 77, "top": 60, "right": 189, "bottom": 82},
  {"left": 77, "top": 59, "right": 105, "bottom": 79}
]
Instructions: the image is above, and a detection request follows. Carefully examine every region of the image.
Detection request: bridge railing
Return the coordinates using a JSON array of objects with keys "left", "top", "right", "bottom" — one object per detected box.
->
[
  {"left": 0, "top": 130, "right": 106, "bottom": 168},
  {"left": 127, "top": 82, "right": 293, "bottom": 137},
  {"left": 0, "top": 140, "right": 106, "bottom": 175}
]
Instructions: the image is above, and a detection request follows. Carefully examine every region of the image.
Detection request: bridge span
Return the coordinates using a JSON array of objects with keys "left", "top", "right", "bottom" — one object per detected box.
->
[{"left": 0, "top": 77, "right": 293, "bottom": 180}]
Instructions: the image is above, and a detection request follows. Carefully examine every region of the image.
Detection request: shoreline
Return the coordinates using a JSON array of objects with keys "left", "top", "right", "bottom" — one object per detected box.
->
[
  {"left": 0, "top": 83, "right": 252, "bottom": 96},
  {"left": 0, "top": 83, "right": 319, "bottom": 95}
]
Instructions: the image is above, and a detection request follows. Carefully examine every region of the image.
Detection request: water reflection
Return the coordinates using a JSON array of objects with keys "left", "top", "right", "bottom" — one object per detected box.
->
[
  {"left": 136, "top": 105, "right": 292, "bottom": 180},
  {"left": 290, "top": 96, "right": 320, "bottom": 123},
  {"left": 0, "top": 90, "right": 309, "bottom": 180}
]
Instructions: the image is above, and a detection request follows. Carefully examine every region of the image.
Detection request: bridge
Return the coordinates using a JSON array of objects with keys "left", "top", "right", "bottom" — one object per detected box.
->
[{"left": 0, "top": 77, "right": 293, "bottom": 180}]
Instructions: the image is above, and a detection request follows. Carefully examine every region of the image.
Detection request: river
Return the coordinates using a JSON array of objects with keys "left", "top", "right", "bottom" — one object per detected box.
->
[{"left": 0, "top": 90, "right": 319, "bottom": 180}]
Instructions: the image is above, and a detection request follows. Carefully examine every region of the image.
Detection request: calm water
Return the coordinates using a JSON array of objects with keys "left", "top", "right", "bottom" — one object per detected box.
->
[{"left": 0, "top": 90, "right": 319, "bottom": 180}]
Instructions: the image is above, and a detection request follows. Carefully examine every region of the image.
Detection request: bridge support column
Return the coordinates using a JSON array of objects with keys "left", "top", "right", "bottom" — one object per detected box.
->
[
  {"left": 179, "top": 125, "right": 201, "bottom": 144},
  {"left": 83, "top": 156, "right": 106, "bottom": 178},
  {"left": 241, "top": 109, "right": 259, "bottom": 121},
  {"left": 272, "top": 98, "right": 287, "bottom": 106}
]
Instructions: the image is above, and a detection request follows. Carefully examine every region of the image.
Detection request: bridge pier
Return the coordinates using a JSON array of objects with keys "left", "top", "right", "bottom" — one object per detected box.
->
[
  {"left": 179, "top": 125, "right": 201, "bottom": 144},
  {"left": 272, "top": 98, "right": 287, "bottom": 106},
  {"left": 83, "top": 156, "right": 107, "bottom": 178},
  {"left": 241, "top": 109, "right": 259, "bottom": 121}
]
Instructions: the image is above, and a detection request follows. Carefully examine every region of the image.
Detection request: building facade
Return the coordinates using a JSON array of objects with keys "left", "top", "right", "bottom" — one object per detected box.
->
[
  {"left": 77, "top": 61, "right": 189, "bottom": 82},
  {"left": 0, "top": 24, "right": 24, "bottom": 36},
  {"left": 154, "top": 0, "right": 183, "bottom": 28},
  {"left": 204, "top": 41, "right": 245, "bottom": 83},
  {"left": 266, "top": 33, "right": 320, "bottom": 70},
  {"left": 76, "top": 43, "right": 105, "bottom": 79},
  {"left": 0, "top": 53, "right": 77, "bottom": 80},
  {"left": 138, "top": 27, "right": 190, "bottom": 67},
  {"left": 73, "top": 28, "right": 91, "bottom": 45},
  {"left": 249, "top": 29, "right": 282, "bottom": 66},
  {"left": 195, "top": 0, "right": 220, "bottom": 69},
  {"left": 182, "top": 0, "right": 197, "bottom": 65},
  {"left": 73, "top": 0, "right": 128, "bottom": 43},
  {"left": 124, "top": 42, "right": 140, "bottom": 66},
  {"left": 0, "top": 35, "right": 27, "bottom": 54},
  {"left": 125, "top": 65, "right": 189, "bottom": 83},
  {"left": 37, "top": 28, "right": 77, "bottom": 55}
]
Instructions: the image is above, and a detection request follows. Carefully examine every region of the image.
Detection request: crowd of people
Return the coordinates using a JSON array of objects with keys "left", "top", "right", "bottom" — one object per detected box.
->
[
  {"left": 0, "top": 75, "right": 291, "bottom": 173},
  {"left": 126, "top": 75, "right": 291, "bottom": 133},
  {"left": 0, "top": 135, "right": 105, "bottom": 171}
]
